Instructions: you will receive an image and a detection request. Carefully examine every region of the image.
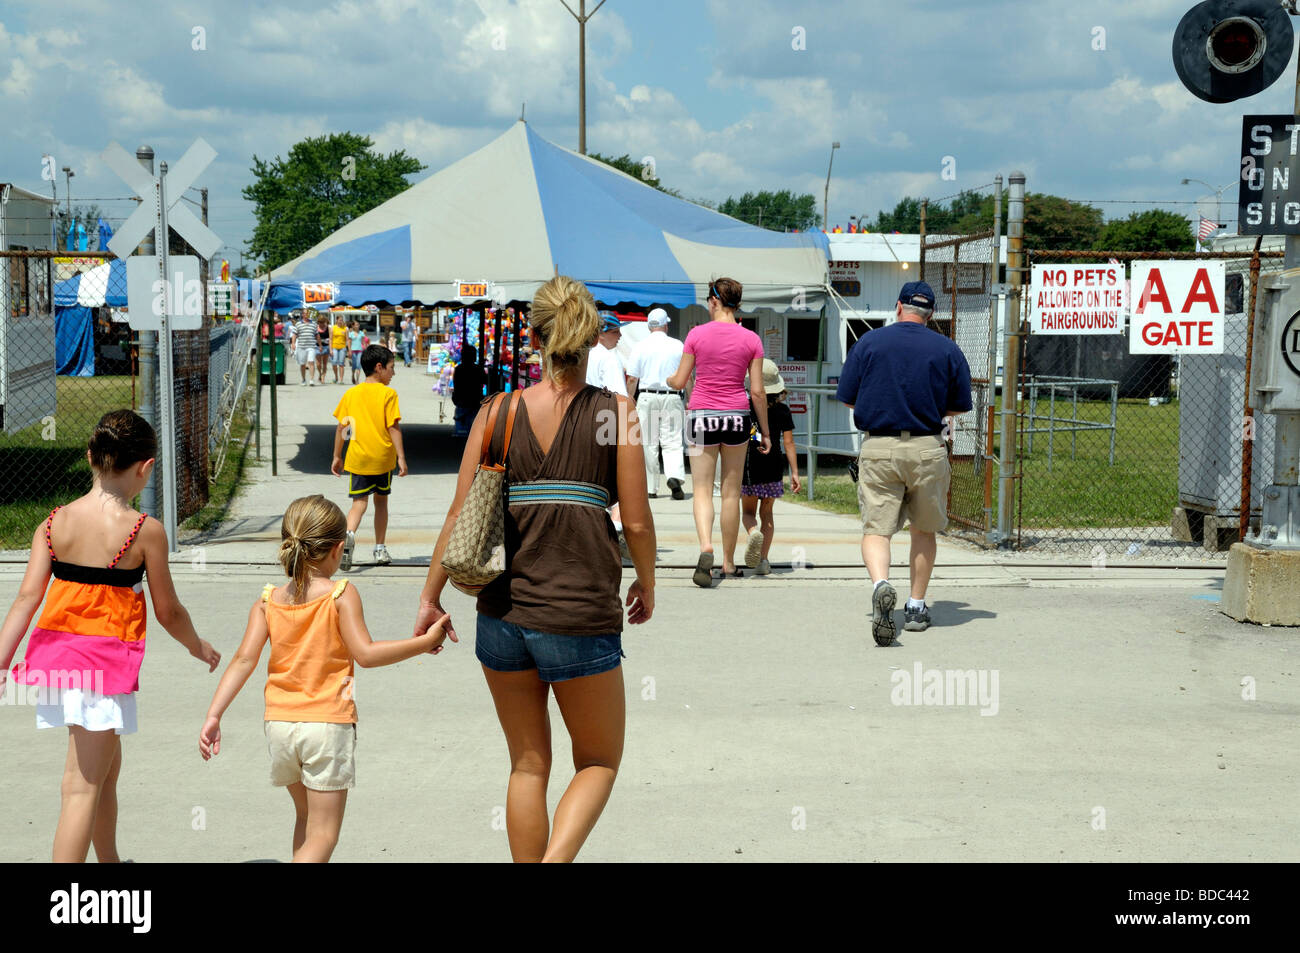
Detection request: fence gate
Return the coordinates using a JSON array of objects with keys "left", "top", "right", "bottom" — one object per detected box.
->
[
  {"left": 1012, "top": 248, "right": 1282, "bottom": 560},
  {"left": 921, "top": 230, "right": 999, "bottom": 542}
]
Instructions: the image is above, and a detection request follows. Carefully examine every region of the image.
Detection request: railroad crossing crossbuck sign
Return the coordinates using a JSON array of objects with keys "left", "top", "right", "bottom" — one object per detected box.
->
[
  {"left": 100, "top": 138, "right": 223, "bottom": 552},
  {"left": 104, "top": 139, "right": 221, "bottom": 330}
]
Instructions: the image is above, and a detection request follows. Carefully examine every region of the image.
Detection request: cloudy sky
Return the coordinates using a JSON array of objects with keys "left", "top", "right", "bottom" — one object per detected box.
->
[{"left": 0, "top": 0, "right": 1288, "bottom": 262}]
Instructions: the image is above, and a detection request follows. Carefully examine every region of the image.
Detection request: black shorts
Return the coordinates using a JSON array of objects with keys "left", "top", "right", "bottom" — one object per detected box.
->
[
  {"left": 686, "top": 409, "right": 752, "bottom": 447},
  {"left": 349, "top": 470, "right": 393, "bottom": 497}
]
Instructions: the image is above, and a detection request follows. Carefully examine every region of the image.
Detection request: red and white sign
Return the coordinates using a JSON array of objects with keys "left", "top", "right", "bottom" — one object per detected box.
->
[
  {"left": 779, "top": 362, "right": 809, "bottom": 415},
  {"left": 829, "top": 260, "right": 860, "bottom": 282},
  {"left": 1129, "top": 261, "right": 1224, "bottom": 354},
  {"left": 1030, "top": 264, "right": 1125, "bottom": 334}
]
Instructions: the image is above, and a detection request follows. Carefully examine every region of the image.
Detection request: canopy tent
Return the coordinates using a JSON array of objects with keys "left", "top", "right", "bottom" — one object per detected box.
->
[
  {"left": 52, "top": 259, "right": 128, "bottom": 377},
  {"left": 54, "top": 258, "right": 127, "bottom": 308},
  {"left": 268, "top": 121, "right": 830, "bottom": 312}
]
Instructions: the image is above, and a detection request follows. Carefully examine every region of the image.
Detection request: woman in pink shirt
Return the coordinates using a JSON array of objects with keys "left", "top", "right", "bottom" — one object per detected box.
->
[{"left": 668, "top": 277, "right": 771, "bottom": 586}]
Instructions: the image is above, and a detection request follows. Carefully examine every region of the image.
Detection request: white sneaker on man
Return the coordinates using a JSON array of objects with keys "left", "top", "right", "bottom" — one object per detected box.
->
[{"left": 374, "top": 544, "right": 391, "bottom": 566}]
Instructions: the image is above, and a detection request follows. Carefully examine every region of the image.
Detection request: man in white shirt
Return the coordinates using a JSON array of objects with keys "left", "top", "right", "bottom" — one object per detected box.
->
[
  {"left": 587, "top": 311, "right": 628, "bottom": 396},
  {"left": 287, "top": 309, "right": 319, "bottom": 385},
  {"left": 625, "top": 308, "right": 686, "bottom": 499},
  {"left": 586, "top": 310, "right": 631, "bottom": 558}
]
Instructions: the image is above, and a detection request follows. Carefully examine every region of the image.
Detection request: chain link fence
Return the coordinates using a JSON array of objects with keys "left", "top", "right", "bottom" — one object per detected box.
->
[
  {"left": 0, "top": 250, "right": 252, "bottom": 548},
  {"left": 1011, "top": 248, "right": 1283, "bottom": 560},
  {"left": 922, "top": 229, "right": 999, "bottom": 541}
]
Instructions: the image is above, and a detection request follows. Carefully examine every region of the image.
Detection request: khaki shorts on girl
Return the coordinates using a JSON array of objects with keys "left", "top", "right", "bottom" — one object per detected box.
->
[{"left": 265, "top": 720, "right": 356, "bottom": 791}]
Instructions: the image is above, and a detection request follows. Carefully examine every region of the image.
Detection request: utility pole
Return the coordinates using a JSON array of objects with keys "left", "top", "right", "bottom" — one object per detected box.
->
[
  {"left": 559, "top": 0, "right": 608, "bottom": 154},
  {"left": 997, "top": 172, "right": 1026, "bottom": 546},
  {"left": 62, "top": 167, "right": 74, "bottom": 245},
  {"left": 823, "top": 142, "right": 840, "bottom": 230},
  {"left": 135, "top": 145, "right": 158, "bottom": 519},
  {"left": 200, "top": 187, "right": 209, "bottom": 322}
]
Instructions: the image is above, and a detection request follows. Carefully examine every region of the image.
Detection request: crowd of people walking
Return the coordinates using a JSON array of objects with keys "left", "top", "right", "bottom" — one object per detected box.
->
[{"left": 0, "top": 273, "right": 970, "bottom": 864}]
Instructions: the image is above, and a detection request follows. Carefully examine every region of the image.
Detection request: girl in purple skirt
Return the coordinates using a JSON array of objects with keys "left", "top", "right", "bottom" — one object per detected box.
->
[{"left": 742, "top": 360, "right": 801, "bottom": 575}]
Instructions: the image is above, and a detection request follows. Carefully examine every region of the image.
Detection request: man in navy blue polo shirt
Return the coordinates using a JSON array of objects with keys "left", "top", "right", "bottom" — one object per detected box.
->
[{"left": 836, "top": 280, "right": 972, "bottom": 645}]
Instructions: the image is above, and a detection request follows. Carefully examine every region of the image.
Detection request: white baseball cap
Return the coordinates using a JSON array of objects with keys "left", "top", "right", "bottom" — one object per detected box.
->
[{"left": 647, "top": 308, "right": 670, "bottom": 328}]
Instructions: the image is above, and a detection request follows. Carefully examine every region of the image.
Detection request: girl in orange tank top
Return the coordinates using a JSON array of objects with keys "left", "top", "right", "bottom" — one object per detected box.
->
[
  {"left": 199, "top": 495, "right": 447, "bottom": 862},
  {"left": 0, "top": 410, "right": 221, "bottom": 863}
]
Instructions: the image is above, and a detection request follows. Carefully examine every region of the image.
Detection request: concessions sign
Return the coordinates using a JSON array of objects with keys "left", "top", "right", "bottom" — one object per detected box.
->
[
  {"left": 1030, "top": 264, "right": 1125, "bottom": 334},
  {"left": 779, "top": 362, "right": 809, "bottom": 415},
  {"left": 1129, "top": 261, "right": 1224, "bottom": 354}
]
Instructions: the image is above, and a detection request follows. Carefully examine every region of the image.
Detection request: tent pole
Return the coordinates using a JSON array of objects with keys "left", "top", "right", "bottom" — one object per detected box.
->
[
  {"left": 493, "top": 306, "right": 502, "bottom": 392},
  {"left": 511, "top": 307, "right": 521, "bottom": 390},
  {"left": 809, "top": 298, "right": 826, "bottom": 501},
  {"left": 478, "top": 302, "right": 487, "bottom": 391}
]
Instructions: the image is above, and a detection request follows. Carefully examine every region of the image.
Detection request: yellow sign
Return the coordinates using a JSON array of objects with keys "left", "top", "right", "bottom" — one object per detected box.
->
[{"left": 457, "top": 281, "right": 489, "bottom": 301}]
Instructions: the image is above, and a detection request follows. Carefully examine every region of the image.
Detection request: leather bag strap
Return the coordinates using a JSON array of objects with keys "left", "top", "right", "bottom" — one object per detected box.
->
[
  {"left": 478, "top": 393, "right": 507, "bottom": 466},
  {"left": 500, "top": 391, "right": 522, "bottom": 463}
]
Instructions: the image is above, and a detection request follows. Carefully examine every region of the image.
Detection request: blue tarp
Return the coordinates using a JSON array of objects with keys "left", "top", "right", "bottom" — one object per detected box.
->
[{"left": 55, "top": 306, "right": 95, "bottom": 376}]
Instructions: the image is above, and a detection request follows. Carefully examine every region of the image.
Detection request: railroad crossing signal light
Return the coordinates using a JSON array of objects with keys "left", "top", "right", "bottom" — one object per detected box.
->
[{"left": 1173, "top": 0, "right": 1294, "bottom": 104}]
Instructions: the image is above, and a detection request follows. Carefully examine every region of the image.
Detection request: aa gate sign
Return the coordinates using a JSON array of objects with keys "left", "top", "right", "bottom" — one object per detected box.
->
[{"left": 1129, "top": 261, "right": 1224, "bottom": 354}]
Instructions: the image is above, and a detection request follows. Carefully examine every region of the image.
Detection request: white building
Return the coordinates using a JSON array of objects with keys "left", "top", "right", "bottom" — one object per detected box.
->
[{"left": 1, "top": 183, "right": 58, "bottom": 434}]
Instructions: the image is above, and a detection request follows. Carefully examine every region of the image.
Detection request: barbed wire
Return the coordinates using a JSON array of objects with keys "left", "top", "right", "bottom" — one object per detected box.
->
[{"left": 924, "top": 182, "right": 999, "bottom": 204}]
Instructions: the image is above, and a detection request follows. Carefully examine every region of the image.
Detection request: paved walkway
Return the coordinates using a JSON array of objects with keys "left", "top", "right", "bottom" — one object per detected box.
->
[{"left": 1, "top": 366, "right": 1296, "bottom": 862}]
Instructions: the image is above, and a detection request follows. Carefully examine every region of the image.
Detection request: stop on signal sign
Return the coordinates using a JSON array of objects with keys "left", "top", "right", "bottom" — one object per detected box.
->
[{"left": 1129, "top": 261, "right": 1225, "bottom": 354}]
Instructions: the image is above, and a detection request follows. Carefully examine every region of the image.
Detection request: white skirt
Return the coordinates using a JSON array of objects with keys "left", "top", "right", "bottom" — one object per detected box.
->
[{"left": 36, "top": 688, "right": 138, "bottom": 735}]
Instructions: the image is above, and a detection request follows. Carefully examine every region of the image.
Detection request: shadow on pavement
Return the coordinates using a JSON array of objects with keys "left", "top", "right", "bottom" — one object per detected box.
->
[
  {"left": 286, "top": 424, "right": 465, "bottom": 477},
  {"left": 922, "top": 600, "right": 996, "bottom": 627}
]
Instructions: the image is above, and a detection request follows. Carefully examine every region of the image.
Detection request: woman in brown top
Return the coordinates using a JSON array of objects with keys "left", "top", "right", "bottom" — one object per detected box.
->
[{"left": 414, "top": 275, "right": 655, "bottom": 863}]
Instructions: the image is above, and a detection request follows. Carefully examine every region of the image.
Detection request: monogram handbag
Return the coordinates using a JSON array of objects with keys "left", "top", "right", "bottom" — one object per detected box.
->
[{"left": 441, "top": 391, "right": 521, "bottom": 595}]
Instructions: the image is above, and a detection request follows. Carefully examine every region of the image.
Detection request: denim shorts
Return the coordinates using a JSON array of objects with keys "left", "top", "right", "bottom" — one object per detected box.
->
[{"left": 476, "top": 614, "right": 624, "bottom": 682}]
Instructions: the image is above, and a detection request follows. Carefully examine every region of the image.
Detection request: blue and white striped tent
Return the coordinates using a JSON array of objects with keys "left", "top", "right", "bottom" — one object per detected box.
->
[
  {"left": 268, "top": 122, "right": 830, "bottom": 312},
  {"left": 53, "top": 257, "right": 128, "bottom": 308},
  {"left": 52, "top": 259, "right": 128, "bottom": 376}
]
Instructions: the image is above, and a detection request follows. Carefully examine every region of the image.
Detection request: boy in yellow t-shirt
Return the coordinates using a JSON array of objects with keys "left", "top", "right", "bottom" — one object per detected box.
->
[{"left": 331, "top": 345, "right": 407, "bottom": 569}]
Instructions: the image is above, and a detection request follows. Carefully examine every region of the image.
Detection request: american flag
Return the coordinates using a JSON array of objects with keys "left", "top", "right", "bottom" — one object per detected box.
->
[{"left": 1197, "top": 217, "right": 1219, "bottom": 241}]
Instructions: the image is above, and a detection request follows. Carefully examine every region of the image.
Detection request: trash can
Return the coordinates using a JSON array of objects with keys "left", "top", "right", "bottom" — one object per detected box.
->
[{"left": 260, "top": 341, "right": 285, "bottom": 385}]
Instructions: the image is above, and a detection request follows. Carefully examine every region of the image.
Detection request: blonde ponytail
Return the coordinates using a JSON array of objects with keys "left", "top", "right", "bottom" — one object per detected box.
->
[
  {"left": 278, "top": 495, "right": 347, "bottom": 599},
  {"left": 530, "top": 275, "right": 600, "bottom": 385}
]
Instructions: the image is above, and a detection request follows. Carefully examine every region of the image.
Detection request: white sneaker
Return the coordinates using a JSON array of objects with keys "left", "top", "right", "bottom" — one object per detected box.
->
[
  {"left": 341, "top": 531, "right": 355, "bottom": 571},
  {"left": 374, "top": 544, "right": 391, "bottom": 566}
]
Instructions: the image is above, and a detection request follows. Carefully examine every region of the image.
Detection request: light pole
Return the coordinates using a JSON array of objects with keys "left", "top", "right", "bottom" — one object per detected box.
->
[
  {"left": 62, "top": 167, "right": 74, "bottom": 247},
  {"left": 559, "top": 0, "right": 608, "bottom": 155},
  {"left": 1180, "top": 177, "right": 1234, "bottom": 235},
  {"left": 823, "top": 142, "right": 840, "bottom": 230}
]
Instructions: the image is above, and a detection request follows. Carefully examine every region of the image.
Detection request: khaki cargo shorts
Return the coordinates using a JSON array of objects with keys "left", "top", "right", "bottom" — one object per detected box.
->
[
  {"left": 266, "top": 720, "right": 356, "bottom": 791},
  {"left": 856, "top": 433, "right": 951, "bottom": 536}
]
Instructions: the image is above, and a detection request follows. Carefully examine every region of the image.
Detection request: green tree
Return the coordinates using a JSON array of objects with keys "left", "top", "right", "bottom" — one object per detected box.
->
[
  {"left": 718, "top": 190, "right": 819, "bottom": 231},
  {"left": 868, "top": 191, "right": 991, "bottom": 234},
  {"left": 868, "top": 191, "right": 1104, "bottom": 250},
  {"left": 56, "top": 204, "right": 106, "bottom": 249},
  {"left": 1024, "top": 193, "right": 1104, "bottom": 251},
  {"left": 243, "top": 133, "right": 425, "bottom": 271},
  {"left": 1094, "top": 209, "right": 1195, "bottom": 253}
]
